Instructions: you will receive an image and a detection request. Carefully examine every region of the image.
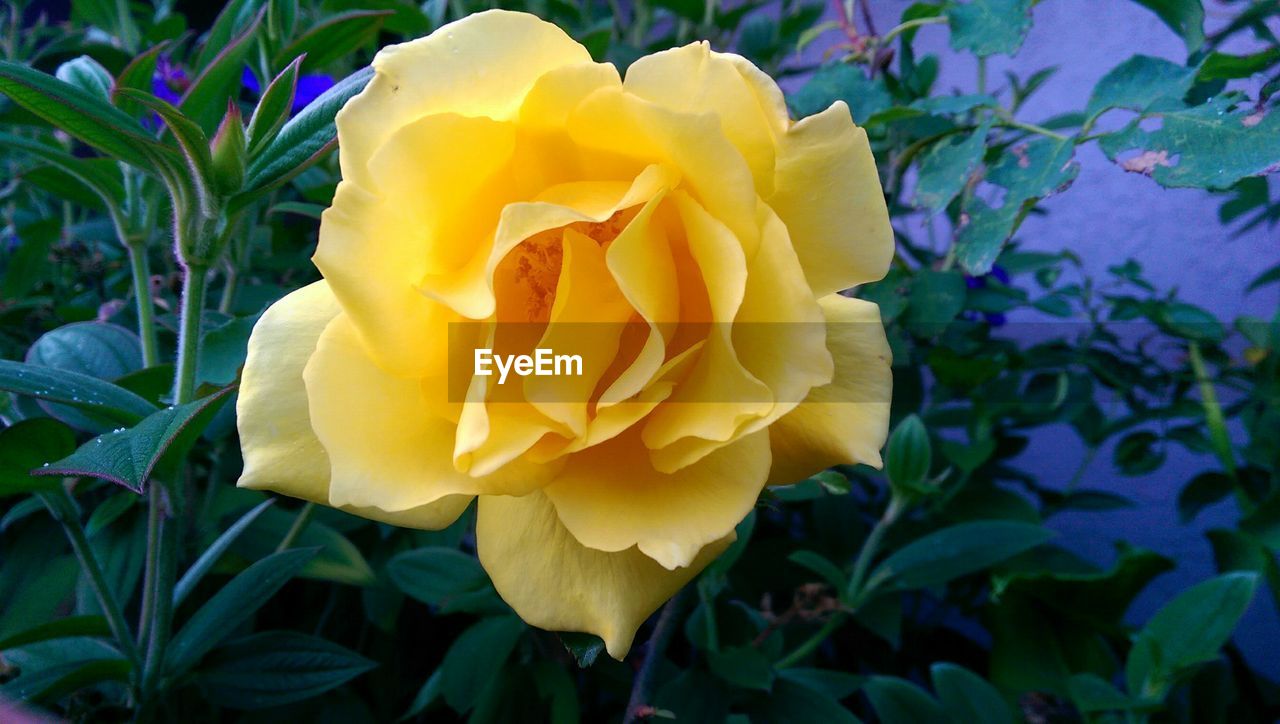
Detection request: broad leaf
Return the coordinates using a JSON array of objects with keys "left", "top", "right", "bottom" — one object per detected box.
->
[
  {"left": 387, "top": 547, "right": 506, "bottom": 614},
  {"left": 110, "top": 42, "right": 168, "bottom": 119},
  {"left": 0, "top": 60, "right": 178, "bottom": 171},
  {"left": 946, "top": 0, "right": 1032, "bottom": 57},
  {"left": 788, "top": 63, "right": 892, "bottom": 124},
  {"left": 30, "top": 387, "right": 234, "bottom": 493},
  {"left": 0, "top": 615, "right": 109, "bottom": 651},
  {"left": 181, "top": 12, "right": 263, "bottom": 134},
  {"left": 0, "top": 419, "right": 76, "bottom": 496},
  {"left": 870, "top": 521, "right": 1055, "bottom": 590},
  {"left": 247, "top": 57, "right": 303, "bottom": 155},
  {"left": 439, "top": 615, "right": 525, "bottom": 712},
  {"left": 198, "top": 631, "right": 376, "bottom": 709},
  {"left": 1099, "top": 98, "right": 1280, "bottom": 190},
  {"left": 54, "top": 56, "right": 113, "bottom": 100},
  {"left": 1, "top": 132, "right": 125, "bottom": 208},
  {"left": 0, "top": 358, "right": 156, "bottom": 426},
  {"left": 931, "top": 663, "right": 1014, "bottom": 724},
  {"left": 173, "top": 499, "right": 274, "bottom": 607},
  {"left": 1128, "top": 0, "right": 1204, "bottom": 51},
  {"left": 914, "top": 122, "right": 990, "bottom": 212},
  {"left": 240, "top": 66, "right": 373, "bottom": 200},
  {"left": 1086, "top": 55, "right": 1195, "bottom": 121},
  {"left": 166, "top": 546, "right": 320, "bottom": 677},
  {"left": 273, "top": 10, "right": 392, "bottom": 72},
  {"left": 864, "top": 675, "right": 945, "bottom": 723}
]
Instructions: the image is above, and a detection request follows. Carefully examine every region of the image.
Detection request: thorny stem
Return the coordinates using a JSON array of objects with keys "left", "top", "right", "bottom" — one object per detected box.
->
[{"left": 623, "top": 586, "right": 689, "bottom": 724}]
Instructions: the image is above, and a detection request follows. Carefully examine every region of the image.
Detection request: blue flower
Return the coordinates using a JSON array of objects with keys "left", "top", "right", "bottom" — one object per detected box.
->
[{"left": 151, "top": 56, "right": 188, "bottom": 105}]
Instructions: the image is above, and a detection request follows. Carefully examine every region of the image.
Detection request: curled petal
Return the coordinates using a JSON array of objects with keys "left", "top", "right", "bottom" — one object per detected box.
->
[{"left": 477, "top": 491, "right": 733, "bottom": 659}]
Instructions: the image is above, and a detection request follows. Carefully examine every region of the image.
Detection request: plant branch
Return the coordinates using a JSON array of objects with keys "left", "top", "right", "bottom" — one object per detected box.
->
[{"left": 623, "top": 586, "right": 688, "bottom": 724}]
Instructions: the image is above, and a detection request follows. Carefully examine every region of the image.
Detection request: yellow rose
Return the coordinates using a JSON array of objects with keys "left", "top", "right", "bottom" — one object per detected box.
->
[{"left": 237, "top": 9, "right": 893, "bottom": 658}]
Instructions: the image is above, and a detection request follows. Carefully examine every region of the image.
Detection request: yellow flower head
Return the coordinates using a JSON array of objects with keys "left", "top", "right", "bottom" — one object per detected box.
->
[{"left": 237, "top": 10, "right": 893, "bottom": 658}]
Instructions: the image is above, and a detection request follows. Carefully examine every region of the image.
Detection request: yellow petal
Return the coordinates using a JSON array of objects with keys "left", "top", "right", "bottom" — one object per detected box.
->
[
  {"left": 769, "top": 101, "right": 894, "bottom": 295},
  {"left": 476, "top": 491, "right": 733, "bottom": 659},
  {"left": 341, "top": 499, "right": 473, "bottom": 531},
  {"left": 623, "top": 42, "right": 789, "bottom": 193},
  {"left": 768, "top": 294, "right": 893, "bottom": 484},
  {"left": 542, "top": 428, "right": 769, "bottom": 569},
  {"left": 303, "top": 314, "right": 545, "bottom": 510},
  {"left": 237, "top": 281, "right": 340, "bottom": 503},
  {"left": 315, "top": 113, "right": 513, "bottom": 376},
  {"left": 336, "top": 10, "right": 591, "bottom": 190}
]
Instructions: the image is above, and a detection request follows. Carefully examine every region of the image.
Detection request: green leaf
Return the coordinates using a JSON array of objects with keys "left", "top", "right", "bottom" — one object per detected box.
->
[
  {"left": 931, "top": 663, "right": 1014, "bottom": 724},
  {"left": 31, "top": 388, "right": 234, "bottom": 494},
  {"left": 166, "top": 546, "right": 320, "bottom": 677},
  {"left": 1178, "top": 471, "right": 1234, "bottom": 523},
  {"left": 0, "top": 419, "right": 76, "bottom": 496},
  {"left": 198, "top": 313, "right": 260, "bottom": 386},
  {"left": 1128, "top": 0, "right": 1204, "bottom": 51},
  {"left": 0, "top": 615, "right": 110, "bottom": 650},
  {"left": 946, "top": 0, "right": 1032, "bottom": 57},
  {"left": 776, "top": 668, "right": 864, "bottom": 700},
  {"left": 0, "top": 60, "right": 178, "bottom": 171},
  {"left": 708, "top": 645, "right": 775, "bottom": 691},
  {"left": 197, "top": 631, "right": 376, "bottom": 709},
  {"left": 247, "top": 57, "right": 303, "bottom": 155},
  {"left": 439, "top": 615, "right": 525, "bottom": 712},
  {"left": 386, "top": 547, "right": 505, "bottom": 615},
  {"left": 1067, "top": 672, "right": 1134, "bottom": 713},
  {"left": 1248, "top": 263, "right": 1280, "bottom": 293},
  {"left": 197, "top": 0, "right": 267, "bottom": 69},
  {"left": 231, "top": 506, "right": 376, "bottom": 586},
  {"left": 85, "top": 492, "right": 137, "bottom": 536},
  {"left": 557, "top": 632, "right": 605, "bottom": 668},
  {"left": 240, "top": 66, "right": 373, "bottom": 200},
  {"left": 0, "top": 358, "right": 156, "bottom": 427},
  {"left": 115, "top": 89, "right": 216, "bottom": 204},
  {"left": 788, "top": 63, "right": 892, "bottom": 125},
  {"left": 762, "top": 678, "right": 862, "bottom": 724},
  {"left": 914, "top": 122, "right": 990, "bottom": 212},
  {"left": 110, "top": 42, "right": 168, "bottom": 119},
  {"left": 789, "top": 550, "right": 848, "bottom": 590},
  {"left": 25, "top": 321, "right": 144, "bottom": 432},
  {"left": 903, "top": 269, "right": 967, "bottom": 336},
  {"left": 870, "top": 521, "right": 1054, "bottom": 591},
  {"left": 957, "top": 137, "right": 1078, "bottom": 274},
  {"left": 0, "top": 657, "right": 131, "bottom": 703},
  {"left": 54, "top": 56, "right": 113, "bottom": 100},
  {"left": 864, "top": 675, "right": 945, "bottom": 723},
  {"left": 273, "top": 10, "right": 392, "bottom": 73},
  {"left": 1198, "top": 49, "right": 1280, "bottom": 81},
  {"left": 173, "top": 499, "right": 275, "bottom": 607},
  {"left": 1, "top": 132, "right": 126, "bottom": 208},
  {"left": 1113, "top": 431, "right": 1165, "bottom": 476},
  {"left": 1099, "top": 98, "right": 1280, "bottom": 190},
  {"left": 1086, "top": 55, "right": 1195, "bottom": 121},
  {"left": 1126, "top": 572, "right": 1258, "bottom": 700},
  {"left": 181, "top": 12, "right": 263, "bottom": 134},
  {"left": 1240, "top": 493, "right": 1280, "bottom": 551}
]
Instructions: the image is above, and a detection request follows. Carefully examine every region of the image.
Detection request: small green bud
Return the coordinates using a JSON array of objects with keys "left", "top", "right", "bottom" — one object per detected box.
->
[
  {"left": 210, "top": 99, "right": 247, "bottom": 195},
  {"left": 885, "top": 414, "right": 934, "bottom": 501}
]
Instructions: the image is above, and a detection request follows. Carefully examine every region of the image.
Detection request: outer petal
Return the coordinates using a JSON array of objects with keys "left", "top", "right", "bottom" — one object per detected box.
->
[
  {"left": 335, "top": 10, "right": 592, "bottom": 190},
  {"left": 303, "top": 314, "right": 548, "bottom": 509},
  {"left": 767, "top": 294, "right": 893, "bottom": 484},
  {"left": 542, "top": 429, "right": 770, "bottom": 570},
  {"left": 769, "top": 101, "right": 894, "bottom": 295},
  {"left": 237, "top": 281, "right": 340, "bottom": 502},
  {"left": 477, "top": 491, "right": 733, "bottom": 659},
  {"left": 623, "top": 42, "right": 789, "bottom": 193}
]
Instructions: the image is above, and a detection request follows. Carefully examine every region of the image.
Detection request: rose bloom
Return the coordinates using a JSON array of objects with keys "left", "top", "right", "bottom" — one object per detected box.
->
[{"left": 238, "top": 10, "right": 892, "bottom": 657}]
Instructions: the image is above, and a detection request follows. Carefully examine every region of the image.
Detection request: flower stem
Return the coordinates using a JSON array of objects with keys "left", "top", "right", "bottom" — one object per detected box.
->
[
  {"left": 139, "top": 263, "right": 209, "bottom": 702},
  {"left": 879, "top": 15, "right": 946, "bottom": 45},
  {"left": 275, "top": 502, "right": 316, "bottom": 552},
  {"left": 623, "top": 586, "right": 688, "bottom": 724},
  {"left": 39, "top": 488, "right": 143, "bottom": 675},
  {"left": 126, "top": 244, "right": 160, "bottom": 368}
]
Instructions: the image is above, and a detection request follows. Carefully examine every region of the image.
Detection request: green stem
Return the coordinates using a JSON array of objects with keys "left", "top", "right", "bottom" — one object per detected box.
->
[
  {"left": 217, "top": 265, "right": 239, "bottom": 315},
  {"left": 778, "top": 496, "right": 905, "bottom": 669},
  {"left": 879, "top": 15, "right": 946, "bottom": 45},
  {"left": 173, "top": 265, "right": 209, "bottom": 405},
  {"left": 1188, "top": 342, "right": 1240, "bottom": 481},
  {"left": 997, "top": 116, "right": 1068, "bottom": 141},
  {"left": 136, "top": 482, "right": 160, "bottom": 649},
  {"left": 977, "top": 56, "right": 987, "bottom": 95},
  {"left": 126, "top": 244, "right": 160, "bottom": 368},
  {"left": 40, "top": 489, "right": 143, "bottom": 673},
  {"left": 275, "top": 502, "right": 316, "bottom": 552},
  {"left": 139, "top": 264, "right": 209, "bottom": 701}
]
